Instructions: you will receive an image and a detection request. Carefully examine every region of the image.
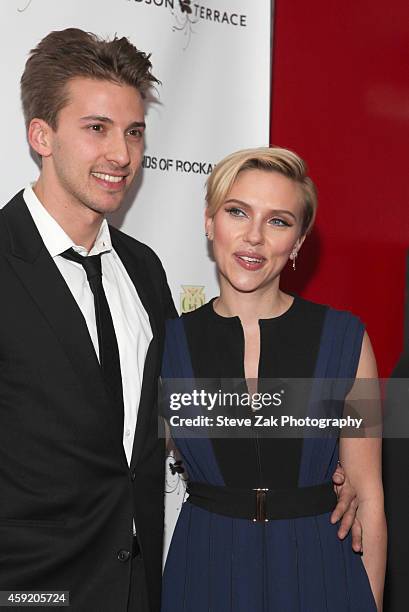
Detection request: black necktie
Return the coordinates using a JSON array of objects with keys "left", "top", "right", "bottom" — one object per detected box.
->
[{"left": 61, "top": 248, "right": 124, "bottom": 411}]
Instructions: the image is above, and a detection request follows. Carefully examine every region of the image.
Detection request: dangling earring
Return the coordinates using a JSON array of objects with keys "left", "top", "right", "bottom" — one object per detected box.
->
[{"left": 290, "top": 250, "right": 298, "bottom": 271}]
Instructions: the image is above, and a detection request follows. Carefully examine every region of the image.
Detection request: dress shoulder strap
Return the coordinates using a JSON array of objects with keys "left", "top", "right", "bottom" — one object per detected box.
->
[
  {"left": 161, "top": 317, "right": 194, "bottom": 379},
  {"left": 299, "top": 308, "right": 365, "bottom": 487},
  {"left": 314, "top": 308, "right": 365, "bottom": 379}
]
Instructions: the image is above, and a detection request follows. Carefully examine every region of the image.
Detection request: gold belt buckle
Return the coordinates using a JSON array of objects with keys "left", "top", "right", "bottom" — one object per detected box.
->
[{"left": 253, "top": 488, "right": 269, "bottom": 523}]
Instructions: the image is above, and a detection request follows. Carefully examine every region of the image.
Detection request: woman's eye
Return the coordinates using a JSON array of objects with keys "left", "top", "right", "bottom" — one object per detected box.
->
[
  {"left": 226, "top": 207, "right": 246, "bottom": 217},
  {"left": 269, "top": 218, "right": 290, "bottom": 227}
]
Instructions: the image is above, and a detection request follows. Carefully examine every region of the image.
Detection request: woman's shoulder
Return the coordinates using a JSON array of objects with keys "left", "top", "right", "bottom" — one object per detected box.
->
[
  {"left": 294, "top": 296, "right": 364, "bottom": 327},
  {"left": 289, "top": 297, "right": 365, "bottom": 363},
  {"left": 165, "top": 301, "right": 213, "bottom": 333},
  {"left": 294, "top": 297, "right": 365, "bottom": 379},
  {"left": 181, "top": 300, "right": 213, "bottom": 322}
]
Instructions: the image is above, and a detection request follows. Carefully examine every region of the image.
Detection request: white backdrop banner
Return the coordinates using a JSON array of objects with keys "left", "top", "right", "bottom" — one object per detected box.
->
[{"left": 1, "top": 0, "right": 272, "bottom": 558}]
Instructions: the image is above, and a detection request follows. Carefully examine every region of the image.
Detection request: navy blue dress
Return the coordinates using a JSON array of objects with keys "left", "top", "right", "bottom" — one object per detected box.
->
[{"left": 161, "top": 298, "right": 376, "bottom": 611}]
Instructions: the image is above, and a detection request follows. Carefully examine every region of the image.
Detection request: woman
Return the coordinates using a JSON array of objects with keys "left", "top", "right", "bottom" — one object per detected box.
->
[{"left": 161, "top": 147, "right": 386, "bottom": 611}]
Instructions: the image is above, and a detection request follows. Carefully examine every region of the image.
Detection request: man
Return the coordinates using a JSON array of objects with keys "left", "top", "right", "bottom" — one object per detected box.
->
[
  {"left": 0, "top": 28, "right": 176, "bottom": 611},
  {"left": 0, "top": 27, "right": 360, "bottom": 612}
]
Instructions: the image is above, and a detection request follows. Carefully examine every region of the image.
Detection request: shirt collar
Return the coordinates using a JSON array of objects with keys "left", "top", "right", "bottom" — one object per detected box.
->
[{"left": 23, "top": 184, "right": 112, "bottom": 258}]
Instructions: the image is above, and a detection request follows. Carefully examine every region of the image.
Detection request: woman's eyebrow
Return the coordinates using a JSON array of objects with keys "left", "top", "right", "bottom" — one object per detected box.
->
[{"left": 224, "top": 198, "right": 297, "bottom": 220}]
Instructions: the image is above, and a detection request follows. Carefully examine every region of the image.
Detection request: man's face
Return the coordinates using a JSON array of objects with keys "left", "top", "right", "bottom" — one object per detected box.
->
[{"left": 45, "top": 76, "right": 145, "bottom": 215}]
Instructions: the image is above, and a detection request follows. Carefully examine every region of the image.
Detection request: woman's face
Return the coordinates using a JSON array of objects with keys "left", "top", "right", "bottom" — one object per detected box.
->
[{"left": 205, "top": 169, "right": 305, "bottom": 295}]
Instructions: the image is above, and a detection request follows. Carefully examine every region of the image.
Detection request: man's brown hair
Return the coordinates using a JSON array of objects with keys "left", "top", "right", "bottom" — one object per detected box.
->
[{"left": 21, "top": 28, "right": 159, "bottom": 130}]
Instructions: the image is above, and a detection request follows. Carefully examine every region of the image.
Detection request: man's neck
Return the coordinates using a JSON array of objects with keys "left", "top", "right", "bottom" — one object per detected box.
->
[{"left": 33, "top": 178, "right": 103, "bottom": 251}]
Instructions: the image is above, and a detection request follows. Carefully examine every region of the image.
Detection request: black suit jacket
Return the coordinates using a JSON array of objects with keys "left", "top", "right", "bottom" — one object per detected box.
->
[
  {"left": 0, "top": 191, "right": 176, "bottom": 611},
  {"left": 383, "top": 353, "right": 409, "bottom": 612},
  {"left": 383, "top": 249, "right": 409, "bottom": 611}
]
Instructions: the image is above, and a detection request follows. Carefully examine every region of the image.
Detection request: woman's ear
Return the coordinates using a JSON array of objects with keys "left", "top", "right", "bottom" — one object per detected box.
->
[
  {"left": 204, "top": 210, "right": 214, "bottom": 240},
  {"left": 294, "top": 233, "right": 306, "bottom": 254}
]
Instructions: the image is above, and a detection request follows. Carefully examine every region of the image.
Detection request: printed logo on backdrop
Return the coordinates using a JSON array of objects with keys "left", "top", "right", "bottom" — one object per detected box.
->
[
  {"left": 16, "top": 2, "right": 247, "bottom": 50},
  {"left": 17, "top": 0, "right": 33, "bottom": 11},
  {"left": 127, "top": 0, "right": 248, "bottom": 49},
  {"left": 172, "top": 0, "right": 198, "bottom": 49},
  {"left": 165, "top": 448, "right": 186, "bottom": 503},
  {"left": 143, "top": 155, "right": 214, "bottom": 175},
  {"left": 180, "top": 286, "right": 205, "bottom": 313}
]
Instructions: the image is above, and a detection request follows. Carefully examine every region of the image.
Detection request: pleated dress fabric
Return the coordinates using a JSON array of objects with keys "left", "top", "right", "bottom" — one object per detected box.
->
[{"left": 161, "top": 298, "right": 376, "bottom": 612}]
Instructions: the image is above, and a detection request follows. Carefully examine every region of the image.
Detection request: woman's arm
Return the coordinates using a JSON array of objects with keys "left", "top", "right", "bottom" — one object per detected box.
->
[{"left": 340, "top": 331, "right": 386, "bottom": 611}]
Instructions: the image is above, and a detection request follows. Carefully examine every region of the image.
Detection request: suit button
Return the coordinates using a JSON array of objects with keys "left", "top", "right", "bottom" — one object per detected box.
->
[
  {"left": 117, "top": 549, "right": 131, "bottom": 563},
  {"left": 131, "top": 470, "right": 136, "bottom": 481}
]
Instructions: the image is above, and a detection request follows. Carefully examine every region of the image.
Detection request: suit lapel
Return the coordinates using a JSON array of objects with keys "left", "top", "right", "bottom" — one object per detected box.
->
[
  {"left": 111, "top": 230, "right": 162, "bottom": 466},
  {"left": 2, "top": 193, "right": 127, "bottom": 460},
  {"left": 110, "top": 229, "right": 160, "bottom": 340}
]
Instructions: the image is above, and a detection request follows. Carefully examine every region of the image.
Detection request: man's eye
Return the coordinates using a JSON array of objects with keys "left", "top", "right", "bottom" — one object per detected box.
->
[
  {"left": 89, "top": 124, "right": 103, "bottom": 132},
  {"left": 226, "top": 207, "right": 246, "bottom": 217},
  {"left": 129, "top": 128, "right": 143, "bottom": 137}
]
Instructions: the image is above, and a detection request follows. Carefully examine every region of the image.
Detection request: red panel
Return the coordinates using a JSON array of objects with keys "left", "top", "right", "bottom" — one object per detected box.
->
[{"left": 271, "top": 0, "right": 409, "bottom": 376}]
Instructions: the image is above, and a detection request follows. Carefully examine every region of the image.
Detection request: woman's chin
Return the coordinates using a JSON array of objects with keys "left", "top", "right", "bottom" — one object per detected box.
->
[{"left": 227, "top": 278, "right": 267, "bottom": 294}]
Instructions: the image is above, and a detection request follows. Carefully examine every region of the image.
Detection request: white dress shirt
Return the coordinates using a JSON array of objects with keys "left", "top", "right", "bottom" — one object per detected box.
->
[{"left": 23, "top": 185, "right": 152, "bottom": 466}]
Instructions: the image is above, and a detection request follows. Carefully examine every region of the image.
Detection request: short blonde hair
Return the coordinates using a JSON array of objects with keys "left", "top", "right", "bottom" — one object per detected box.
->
[{"left": 206, "top": 147, "right": 318, "bottom": 235}]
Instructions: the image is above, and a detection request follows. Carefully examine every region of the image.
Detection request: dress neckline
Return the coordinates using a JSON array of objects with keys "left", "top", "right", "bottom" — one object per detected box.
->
[{"left": 206, "top": 295, "right": 300, "bottom": 325}]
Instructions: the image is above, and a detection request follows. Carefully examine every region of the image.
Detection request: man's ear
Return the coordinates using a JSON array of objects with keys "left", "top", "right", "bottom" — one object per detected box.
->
[
  {"left": 204, "top": 210, "right": 214, "bottom": 240},
  {"left": 28, "top": 118, "right": 53, "bottom": 158}
]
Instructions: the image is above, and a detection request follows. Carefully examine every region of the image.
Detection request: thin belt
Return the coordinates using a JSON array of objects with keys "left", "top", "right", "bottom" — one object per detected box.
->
[{"left": 186, "top": 481, "right": 337, "bottom": 522}]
